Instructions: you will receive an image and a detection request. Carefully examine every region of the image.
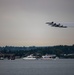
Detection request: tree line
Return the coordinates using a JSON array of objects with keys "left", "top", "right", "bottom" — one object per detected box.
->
[{"left": 0, "top": 45, "right": 74, "bottom": 58}]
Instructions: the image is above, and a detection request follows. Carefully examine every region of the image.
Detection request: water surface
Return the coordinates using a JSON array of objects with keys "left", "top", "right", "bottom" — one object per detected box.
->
[{"left": 0, "top": 59, "right": 74, "bottom": 75}]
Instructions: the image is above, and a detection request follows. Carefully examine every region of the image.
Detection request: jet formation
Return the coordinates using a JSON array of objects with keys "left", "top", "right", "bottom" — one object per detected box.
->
[{"left": 46, "top": 21, "right": 67, "bottom": 28}]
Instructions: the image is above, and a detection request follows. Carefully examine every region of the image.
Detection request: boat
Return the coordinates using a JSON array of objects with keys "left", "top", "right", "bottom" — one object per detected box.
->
[
  {"left": 23, "top": 55, "right": 36, "bottom": 60},
  {"left": 41, "top": 55, "right": 54, "bottom": 60}
]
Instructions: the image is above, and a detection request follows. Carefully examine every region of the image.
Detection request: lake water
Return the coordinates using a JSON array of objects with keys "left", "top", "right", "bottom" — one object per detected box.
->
[{"left": 0, "top": 59, "right": 74, "bottom": 75}]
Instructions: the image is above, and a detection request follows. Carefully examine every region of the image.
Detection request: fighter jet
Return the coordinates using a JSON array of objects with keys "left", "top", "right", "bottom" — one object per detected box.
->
[
  {"left": 52, "top": 23, "right": 57, "bottom": 26},
  {"left": 46, "top": 22, "right": 67, "bottom": 28},
  {"left": 54, "top": 23, "right": 60, "bottom": 27},
  {"left": 46, "top": 21, "right": 54, "bottom": 25},
  {"left": 59, "top": 25, "right": 67, "bottom": 28}
]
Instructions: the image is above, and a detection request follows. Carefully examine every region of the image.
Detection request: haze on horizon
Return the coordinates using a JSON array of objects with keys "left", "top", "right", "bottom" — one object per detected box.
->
[{"left": 0, "top": 0, "right": 74, "bottom": 46}]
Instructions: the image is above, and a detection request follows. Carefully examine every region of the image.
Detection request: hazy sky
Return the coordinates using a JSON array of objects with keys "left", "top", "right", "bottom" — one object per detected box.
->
[{"left": 0, "top": 0, "right": 74, "bottom": 46}]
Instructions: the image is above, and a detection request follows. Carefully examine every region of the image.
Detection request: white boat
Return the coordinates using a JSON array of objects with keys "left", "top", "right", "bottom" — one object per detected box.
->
[
  {"left": 23, "top": 55, "right": 36, "bottom": 60},
  {"left": 41, "top": 55, "right": 53, "bottom": 60}
]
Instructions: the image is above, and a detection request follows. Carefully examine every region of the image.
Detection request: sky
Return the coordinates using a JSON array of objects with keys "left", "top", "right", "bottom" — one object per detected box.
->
[{"left": 0, "top": 0, "right": 74, "bottom": 46}]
